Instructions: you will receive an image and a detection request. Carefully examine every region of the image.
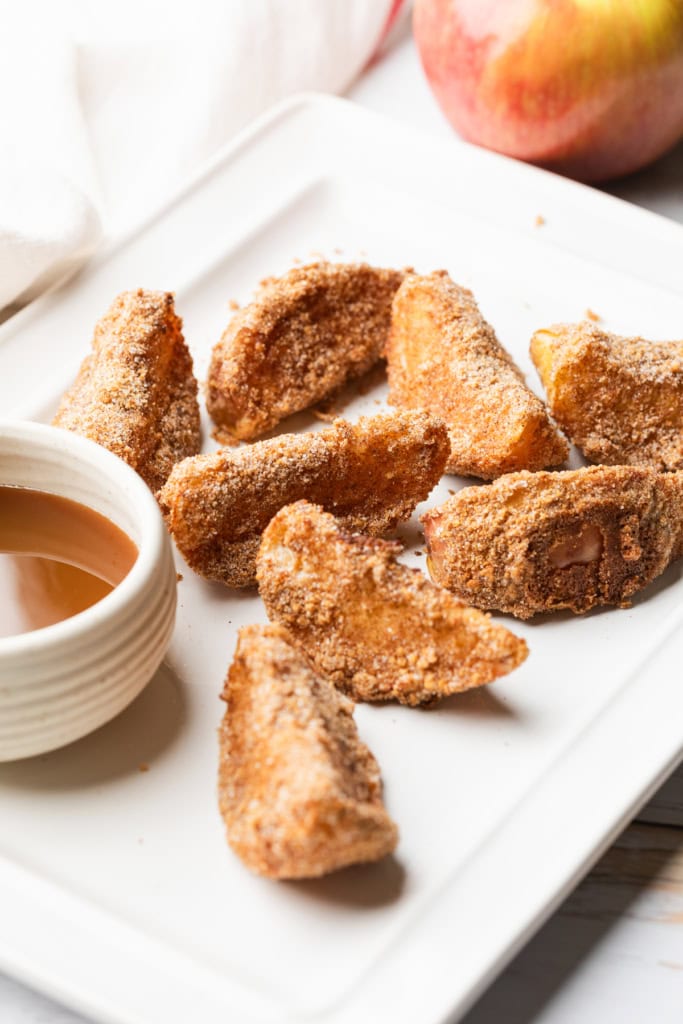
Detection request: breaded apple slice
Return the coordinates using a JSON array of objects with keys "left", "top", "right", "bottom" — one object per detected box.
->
[
  {"left": 423, "top": 466, "right": 683, "bottom": 620},
  {"left": 256, "top": 501, "right": 528, "bottom": 707},
  {"left": 158, "top": 410, "right": 449, "bottom": 587},
  {"left": 386, "top": 271, "right": 568, "bottom": 478},
  {"left": 53, "top": 289, "right": 201, "bottom": 492},
  {"left": 207, "top": 261, "right": 404, "bottom": 440},
  {"left": 531, "top": 322, "right": 683, "bottom": 470},
  {"left": 218, "top": 623, "right": 398, "bottom": 879}
]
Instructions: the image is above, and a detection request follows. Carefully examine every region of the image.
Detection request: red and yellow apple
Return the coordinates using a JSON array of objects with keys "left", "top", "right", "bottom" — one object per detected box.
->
[{"left": 414, "top": 0, "right": 683, "bottom": 181}]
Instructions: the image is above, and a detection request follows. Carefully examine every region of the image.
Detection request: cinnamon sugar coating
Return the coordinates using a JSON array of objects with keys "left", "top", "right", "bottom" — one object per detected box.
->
[
  {"left": 256, "top": 502, "right": 528, "bottom": 707},
  {"left": 207, "top": 262, "right": 404, "bottom": 440},
  {"left": 218, "top": 624, "right": 398, "bottom": 879},
  {"left": 422, "top": 466, "right": 683, "bottom": 619},
  {"left": 386, "top": 271, "right": 568, "bottom": 478},
  {"left": 158, "top": 410, "right": 449, "bottom": 587},
  {"left": 531, "top": 322, "right": 683, "bottom": 471},
  {"left": 53, "top": 289, "right": 201, "bottom": 492}
]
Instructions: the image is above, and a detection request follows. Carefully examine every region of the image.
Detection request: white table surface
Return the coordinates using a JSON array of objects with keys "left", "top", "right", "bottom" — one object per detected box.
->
[{"left": 3, "top": 20, "right": 683, "bottom": 1024}]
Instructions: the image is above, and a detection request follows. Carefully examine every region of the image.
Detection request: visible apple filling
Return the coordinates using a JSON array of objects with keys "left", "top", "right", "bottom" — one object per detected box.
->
[{"left": 549, "top": 523, "right": 603, "bottom": 569}]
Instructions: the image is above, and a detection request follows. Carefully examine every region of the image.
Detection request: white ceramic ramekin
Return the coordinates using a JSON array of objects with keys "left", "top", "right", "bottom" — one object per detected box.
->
[{"left": 0, "top": 420, "right": 177, "bottom": 761}]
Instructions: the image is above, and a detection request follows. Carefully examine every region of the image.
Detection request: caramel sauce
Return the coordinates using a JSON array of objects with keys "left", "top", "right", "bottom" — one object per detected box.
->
[{"left": 0, "top": 487, "right": 138, "bottom": 638}]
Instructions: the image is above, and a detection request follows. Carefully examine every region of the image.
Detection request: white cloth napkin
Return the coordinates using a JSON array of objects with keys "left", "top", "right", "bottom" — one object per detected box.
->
[{"left": 0, "top": 0, "right": 401, "bottom": 312}]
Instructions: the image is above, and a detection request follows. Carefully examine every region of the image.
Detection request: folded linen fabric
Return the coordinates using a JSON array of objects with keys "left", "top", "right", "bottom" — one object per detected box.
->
[{"left": 0, "top": 0, "right": 401, "bottom": 312}]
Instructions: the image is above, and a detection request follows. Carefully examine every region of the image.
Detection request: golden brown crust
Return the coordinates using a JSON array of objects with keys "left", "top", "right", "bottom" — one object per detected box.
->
[
  {"left": 530, "top": 322, "right": 683, "bottom": 471},
  {"left": 256, "top": 501, "right": 528, "bottom": 706},
  {"left": 218, "top": 623, "right": 398, "bottom": 879},
  {"left": 386, "top": 271, "right": 568, "bottom": 478},
  {"left": 422, "top": 466, "right": 683, "bottom": 619},
  {"left": 53, "top": 289, "right": 201, "bottom": 492},
  {"left": 158, "top": 410, "right": 449, "bottom": 587},
  {"left": 206, "top": 262, "right": 404, "bottom": 440}
]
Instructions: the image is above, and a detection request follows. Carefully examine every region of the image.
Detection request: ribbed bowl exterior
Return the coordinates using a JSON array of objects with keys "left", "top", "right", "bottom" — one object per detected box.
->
[{"left": 0, "top": 421, "right": 177, "bottom": 761}]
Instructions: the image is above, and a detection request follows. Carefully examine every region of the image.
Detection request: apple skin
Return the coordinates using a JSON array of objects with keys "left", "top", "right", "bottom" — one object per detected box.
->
[{"left": 414, "top": 0, "right": 683, "bottom": 181}]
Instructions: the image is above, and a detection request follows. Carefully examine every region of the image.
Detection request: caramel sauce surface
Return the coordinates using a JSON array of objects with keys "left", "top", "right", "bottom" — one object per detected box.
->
[{"left": 0, "top": 486, "right": 137, "bottom": 638}]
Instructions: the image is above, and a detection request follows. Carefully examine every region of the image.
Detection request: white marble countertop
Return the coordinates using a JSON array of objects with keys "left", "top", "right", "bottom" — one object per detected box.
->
[{"left": 2, "top": 21, "right": 682, "bottom": 1024}]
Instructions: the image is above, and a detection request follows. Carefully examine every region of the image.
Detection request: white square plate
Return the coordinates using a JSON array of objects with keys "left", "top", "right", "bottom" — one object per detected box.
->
[{"left": 1, "top": 94, "right": 682, "bottom": 1024}]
